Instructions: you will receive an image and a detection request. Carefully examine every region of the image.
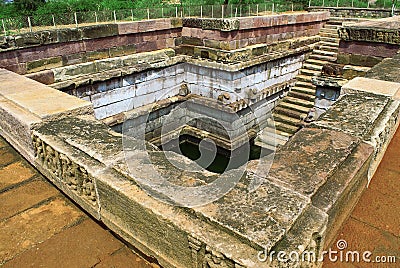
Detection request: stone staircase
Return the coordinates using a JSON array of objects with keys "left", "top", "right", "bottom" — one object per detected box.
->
[{"left": 256, "top": 20, "right": 342, "bottom": 150}]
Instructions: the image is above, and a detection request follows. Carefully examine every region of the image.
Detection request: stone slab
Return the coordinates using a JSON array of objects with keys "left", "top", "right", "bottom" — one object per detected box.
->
[
  {"left": 313, "top": 91, "right": 391, "bottom": 138},
  {"left": 365, "top": 57, "right": 400, "bottom": 84},
  {"left": 0, "top": 198, "right": 82, "bottom": 264},
  {"left": 342, "top": 77, "right": 400, "bottom": 97},
  {"left": 0, "top": 69, "right": 93, "bottom": 120},
  {"left": 0, "top": 179, "right": 58, "bottom": 220},
  {"left": 265, "top": 128, "right": 360, "bottom": 196},
  {"left": 2, "top": 219, "right": 126, "bottom": 268},
  {"left": 0, "top": 161, "right": 35, "bottom": 191},
  {"left": 195, "top": 177, "right": 310, "bottom": 251}
]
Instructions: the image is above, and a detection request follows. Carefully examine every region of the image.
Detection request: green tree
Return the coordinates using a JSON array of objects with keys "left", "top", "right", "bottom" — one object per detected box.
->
[{"left": 14, "top": 0, "right": 45, "bottom": 14}]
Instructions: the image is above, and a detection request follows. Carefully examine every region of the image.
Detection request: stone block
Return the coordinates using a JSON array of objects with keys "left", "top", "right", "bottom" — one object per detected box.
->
[
  {"left": 117, "top": 22, "right": 139, "bottom": 35},
  {"left": 365, "top": 57, "right": 400, "bottom": 83},
  {"left": 86, "top": 49, "right": 110, "bottom": 62},
  {"left": 91, "top": 86, "right": 135, "bottom": 109},
  {"left": 57, "top": 28, "right": 82, "bottom": 43},
  {"left": 95, "top": 58, "right": 123, "bottom": 72},
  {"left": 342, "top": 77, "right": 400, "bottom": 97},
  {"left": 81, "top": 24, "right": 119, "bottom": 39},
  {"left": 62, "top": 52, "right": 86, "bottom": 66},
  {"left": 14, "top": 31, "right": 58, "bottom": 48},
  {"left": 26, "top": 56, "right": 63, "bottom": 73},
  {"left": 25, "top": 70, "right": 55, "bottom": 85}
]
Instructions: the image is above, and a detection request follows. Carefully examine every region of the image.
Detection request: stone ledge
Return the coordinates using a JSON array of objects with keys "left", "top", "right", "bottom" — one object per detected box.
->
[
  {"left": 341, "top": 77, "right": 400, "bottom": 98},
  {"left": 0, "top": 69, "right": 93, "bottom": 120}
]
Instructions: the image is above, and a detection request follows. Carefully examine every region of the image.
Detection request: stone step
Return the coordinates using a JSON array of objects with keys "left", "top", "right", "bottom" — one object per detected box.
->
[
  {"left": 309, "top": 54, "right": 337, "bottom": 62},
  {"left": 274, "top": 106, "right": 307, "bottom": 120},
  {"left": 324, "top": 24, "right": 341, "bottom": 30},
  {"left": 284, "top": 96, "right": 314, "bottom": 108},
  {"left": 319, "top": 41, "right": 339, "bottom": 47},
  {"left": 296, "top": 74, "right": 312, "bottom": 82},
  {"left": 291, "top": 86, "right": 316, "bottom": 95},
  {"left": 303, "top": 63, "right": 323, "bottom": 71},
  {"left": 273, "top": 113, "right": 303, "bottom": 128},
  {"left": 259, "top": 126, "right": 291, "bottom": 139},
  {"left": 305, "top": 58, "right": 330, "bottom": 66},
  {"left": 254, "top": 129, "right": 288, "bottom": 150},
  {"left": 319, "top": 36, "right": 340, "bottom": 43},
  {"left": 319, "top": 28, "right": 338, "bottom": 34},
  {"left": 313, "top": 49, "right": 338, "bottom": 57},
  {"left": 300, "top": 68, "right": 321, "bottom": 76},
  {"left": 317, "top": 45, "right": 339, "bottom": 53},
  {"left": 279, "top": 101, "right": 311, "bottom": 114},
  {"left": 319, "top": 32, "right": 339, "bottom": 38},
  {"left": 266, "top": 118, "right": 298, "bottom": 135},
  {"left": 326, "top": 20, "right": 343, "bottom": 26},
  {"left": 288, "top": 90, "right": 315, "bottom": 102},
  {"left": 295, "top": 81, "right": 316, "bottom": 89}
]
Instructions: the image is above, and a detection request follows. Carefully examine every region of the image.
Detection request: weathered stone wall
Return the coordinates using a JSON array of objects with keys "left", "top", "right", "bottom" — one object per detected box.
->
[
  {"left": 337, "top": 16, "right": 400, "bottom": 66},
  {"left": 308, "top": 7, "right": 400, "bottom": 18},
  {"left": 0, "top": 12, "right": 328, "bottom": 77},
  {"left": 2, "top": 67, "right": 400, "bottom": 267},
  {"left": 180, "top": 12, "right": 328, "bottom": 51},
  {"left": 67, "top": 53, "right": 303, "bottom": 121},
  {"left": 0, "top": 18, "right": 182, "bottom": 75}
]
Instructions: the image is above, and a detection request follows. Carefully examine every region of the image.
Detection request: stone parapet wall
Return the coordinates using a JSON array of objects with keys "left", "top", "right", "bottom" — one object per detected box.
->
[
  {"left": 0, "top": 12, "right": 327, "bottom": 76},
  {"left": 0, "top": 18, "right": 182, "bottom": 75},
  {"left": 337, "top": 16, "right": 400, "bottom": 66},
  {"left": 308, "top": 7, "right": 400, "bottom": 18},
  {"left": 61, "top": 53, "right": 303, "bottom": 120},
  {"left": 180, "top": 12, "right": 327, "bottom": 51}
]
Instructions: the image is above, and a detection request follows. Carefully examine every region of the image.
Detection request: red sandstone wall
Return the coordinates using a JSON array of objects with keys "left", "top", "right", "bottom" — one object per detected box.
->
[{"left": 0, "top": 12, "right": 329, "bottom": 75}]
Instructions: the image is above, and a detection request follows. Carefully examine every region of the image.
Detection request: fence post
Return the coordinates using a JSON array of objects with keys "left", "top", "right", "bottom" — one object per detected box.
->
[
  {"left": 222, "top": 5, "right": 224, "bottom": 18},
  {"left": 162, "top": 7, "right": 164, "bottom": 18},
  {"left": 367, "top": 1, "right": 370, "bottom": 8},
  {"left": 188, "top": 6, "right": 191, "bottom": 17},
  {"left": 74, "top": 12, "right": 78, "bottom": 28},
  {"left": 257, "top": 4, "right": 259, "bottom": 16},
  {"left": 176, "top": 6, "right": 178, "bottom": 18},
  {"left": 95, "top": 11, "right": 98, "bottom": 23},
  {"left": 352, "top": 0, "right": 354, "bottom": 7},
  {"left": 52, "top": 15, "right": 56, "bottom": 28},
  {"left": 235, "top": 7, "right": 238, "bottom": 17},
  {"left": 336, "top": 0, "right": 339, "bottom": 7},
  {"left": 248, "top": 4, "right": 251, "bottom": 16},
  {"left": 147, "top": 8, "right": 150, "bottom": 20},
  {"left": 292, "top": 3, "right": 294, "bottom": 11},
  {"left": 201, "top": 6, "right": 203, "bottom": 18},
  {"left": 272, "top": 3, "right": 275, "bottom": 13},
  {"left": 212, "top": 5, "right": 214, "bottom": 18},
  {"left": 2, "top": 19, "right": 6, "bottom": 36},
  {"left": 113, "top": 10, "right": 117, "bottom": 23},
  {"left": 28, "top": 16, "right": 32, "bottom": 32},
  {"left": 231, "top": 4, "right": 233, "bottom": 17},
  {"left": 308, "top": 0, "right": 311, "bottom": 7},
  {"left": 322, "top": 0, "right": 325, "bottom": 7}
]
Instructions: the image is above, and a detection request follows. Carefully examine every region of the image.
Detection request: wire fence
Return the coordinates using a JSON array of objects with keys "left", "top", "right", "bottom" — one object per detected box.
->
[
  {"left": 308, "top": 0, "right": 398, "bottom": 8},
  {"left": 1, "top": 3, "right": 306, "bottom": 36}
]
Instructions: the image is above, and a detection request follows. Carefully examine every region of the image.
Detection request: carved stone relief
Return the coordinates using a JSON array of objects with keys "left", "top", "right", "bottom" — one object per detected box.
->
[{"left": 32, "top": 134, "right": 97, "bottom": 205}]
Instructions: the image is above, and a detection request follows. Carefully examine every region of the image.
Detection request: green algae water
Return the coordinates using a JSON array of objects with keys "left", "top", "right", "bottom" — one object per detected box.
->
[{"left": 164, "top": 135, "right": 265, "bottom": 174}]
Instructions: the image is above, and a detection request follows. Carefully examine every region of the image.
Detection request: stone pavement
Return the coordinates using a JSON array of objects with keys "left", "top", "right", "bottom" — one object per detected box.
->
[
  {"left": 323, "top": 127, "right": 400, "bottom": 267},
  {"left": 0, "top": 123, "right": 399, "bottom": 268},
  {"left": 0, "top": 136, "right": 158, "bottom": 268}
]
